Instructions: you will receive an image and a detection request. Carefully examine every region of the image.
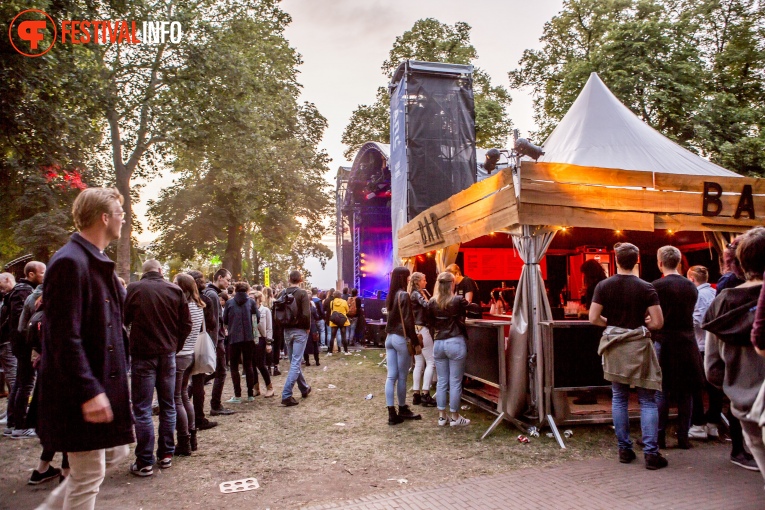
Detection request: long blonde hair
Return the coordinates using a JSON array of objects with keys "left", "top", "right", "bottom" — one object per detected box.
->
[
  {"left": 431, "top": 271, "right": 455, "bottom": 310},
  {"left": 262, "top": 286, "right": 274, "bottom": 308},
  {"left": 408, "top": 272, "right": 425, "bottom": 293}
]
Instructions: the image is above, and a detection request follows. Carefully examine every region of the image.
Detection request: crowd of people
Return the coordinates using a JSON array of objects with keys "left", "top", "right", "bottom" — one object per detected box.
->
[
  {"left": 0, "top": 188, "right": 367, "bottom": 509},
  {"left": 2, "top": 186, "right": 765, "bottom": 507},
  {"left": 587, "top": 231, "right": 765, "bottom": 475}
]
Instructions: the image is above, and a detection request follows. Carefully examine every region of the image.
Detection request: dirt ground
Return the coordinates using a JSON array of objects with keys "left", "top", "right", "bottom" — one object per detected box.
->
[{"left": 1, "top": 347, "right": 621, "bottom": 509}]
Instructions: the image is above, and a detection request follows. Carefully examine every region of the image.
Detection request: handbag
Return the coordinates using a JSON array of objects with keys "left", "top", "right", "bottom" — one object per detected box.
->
[
  {"left": 398, "top": 292, "right": 421, "bottom": 356},
  {"left": 330, "top": 310, "right": 347, "bottom": 327},
  {"left": 191, "top": 317, "right": 216, "bottom": 375}
]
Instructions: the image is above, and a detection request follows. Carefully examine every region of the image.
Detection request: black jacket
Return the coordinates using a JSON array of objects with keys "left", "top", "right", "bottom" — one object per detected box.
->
[
  {"left": 411, "top": 289, "right": 431, "bottom": 326},
  {"left": 38, "top": 233, "right": 134, "bottom": 452},
  {"left": 427, "top": 296, "right": 480, "bottom": 340},
  {"left": 385, "top": 290, "right": 419, "bottom": 346},
  {"left": 280, "top": 287, "right": 311, "bottom": 330},
  {"left": 5, "top": 279, "right": 34, "bottom": 352},
  {"left": 124, "top": 271, "right": 192, "bottom": 359},
  {"left": 203, "top": 283, "right": 223, "bottom": 342},
  {"left": 223, "top": 292, "right": 259, "bottom": 344}
]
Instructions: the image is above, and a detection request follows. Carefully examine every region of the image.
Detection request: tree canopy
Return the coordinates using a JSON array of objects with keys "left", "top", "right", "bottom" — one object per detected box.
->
[
  {"left": 341, "top": 18, "right": 513, "bottom": 160},
  {"left": 509, "top": 0, "right": 765, "bottom": 176}
]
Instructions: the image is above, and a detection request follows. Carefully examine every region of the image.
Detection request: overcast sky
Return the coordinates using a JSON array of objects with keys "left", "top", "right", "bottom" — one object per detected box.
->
[{"left": 134, "top": 0, "right": 564, "bottom": 288}]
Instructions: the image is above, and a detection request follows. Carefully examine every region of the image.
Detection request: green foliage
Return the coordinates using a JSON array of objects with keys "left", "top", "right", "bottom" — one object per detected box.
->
[
  {"left": 509, "top": 0, "right": 765, "bottom": 175},
  {"left": 342, "top": 18, "right": 512, "bottom": 160},
  {"left": 147, "top": 2, "right": 332, "bottom": 280}
]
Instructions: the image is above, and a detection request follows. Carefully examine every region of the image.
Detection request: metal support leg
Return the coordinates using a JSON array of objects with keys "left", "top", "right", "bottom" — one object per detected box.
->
[
  {"left": 547, "top": 414, "right": 566, "bottom": 449},
  {"left": 481, "top": 412, "right": 506, "bottom": 440}
]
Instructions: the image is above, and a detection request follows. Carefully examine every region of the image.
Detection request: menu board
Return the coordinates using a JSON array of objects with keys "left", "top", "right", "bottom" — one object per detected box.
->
[{"left": 462, "top": 248, "right": 547, "bottom": 280}]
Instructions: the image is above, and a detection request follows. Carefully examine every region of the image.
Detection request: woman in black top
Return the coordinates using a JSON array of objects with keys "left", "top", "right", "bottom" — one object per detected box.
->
[
  {"left": 384, "top": 267, "right": 421, "bottom": 425},
  {"left": 428, "top": 271, "right": 479, "bottom": 427}
]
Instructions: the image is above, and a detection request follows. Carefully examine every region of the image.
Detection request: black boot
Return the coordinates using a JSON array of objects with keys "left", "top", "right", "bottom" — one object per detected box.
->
[
  {"left": 421, "top": 393, "right": 437, "bottom": 407},
  {"left": 388, "top": 406, "right": 404, "bottom": 425},
  {"left": 398, "top": 405, "right": 422, "bottom": 420},
  {"left": 412, "top": 393, "right": 422, "bottom": 405},
  {"left": 176, "top": 434, "right": 192, "bottom": 456},
  {"left": 190, "top": 429, "right": 198, "bottom": 452}
]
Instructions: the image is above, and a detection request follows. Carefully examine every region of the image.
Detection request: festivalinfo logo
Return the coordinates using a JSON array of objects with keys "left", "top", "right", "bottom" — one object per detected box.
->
[{"left": 9, "top": 9, "right": 183, "bottom": 58}]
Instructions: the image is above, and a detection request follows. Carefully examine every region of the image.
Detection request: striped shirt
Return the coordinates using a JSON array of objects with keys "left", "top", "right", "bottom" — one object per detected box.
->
[{"left": 179, "top": 301, "right": 204, "bottom": 356}]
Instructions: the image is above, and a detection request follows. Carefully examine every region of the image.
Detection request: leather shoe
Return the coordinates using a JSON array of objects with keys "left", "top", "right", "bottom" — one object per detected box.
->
[
  {"left": 282, "top": 396, "right": 299, "bottom": 407},
  {"left": 196, "top": 418, "right": 218, "bottom": 430},
  {"left": 210, "top": 407, "right": 235, "bottom": 416},
  {"left": 272, "top": 367, "right": 282, "bottom": 376},
  {"left": 301, "top": 386, "right": 312, "bottom": 399}
]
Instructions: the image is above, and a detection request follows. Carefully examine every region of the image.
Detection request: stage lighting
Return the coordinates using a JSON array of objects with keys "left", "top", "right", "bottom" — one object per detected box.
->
[
  {"left": 514, "top": 138, "right": 544, "bottom": 160},
  {"left": 483, "top": 148, "right": 501, "bottom": 174}
]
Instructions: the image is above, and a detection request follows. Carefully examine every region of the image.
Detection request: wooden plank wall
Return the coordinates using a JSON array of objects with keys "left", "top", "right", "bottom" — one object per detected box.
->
[
  {"left": 397, "top": 168, "right": 519, "bottom": 258},
  {"left": 396, "top": 161, "right": 764, "bottom": 258}
]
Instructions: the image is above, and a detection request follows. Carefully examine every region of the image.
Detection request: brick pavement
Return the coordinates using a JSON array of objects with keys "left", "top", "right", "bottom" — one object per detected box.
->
[{"left": 305, "top": 444, "right": 764, "bottom": 510}]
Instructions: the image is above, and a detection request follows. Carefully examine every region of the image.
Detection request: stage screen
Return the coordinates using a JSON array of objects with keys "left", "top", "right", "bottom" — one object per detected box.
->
[
  {"left": 357, "top": 212, "right": 393, "bottom": 298},
  {"left": 462, "top": 248, "right": 547, "bottom": 281}
]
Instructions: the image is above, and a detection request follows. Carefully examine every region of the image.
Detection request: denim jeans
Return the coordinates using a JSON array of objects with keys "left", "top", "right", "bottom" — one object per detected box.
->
[
  {"left": 316, "top": 319, "right": 326, "bottom": 346},
  {"left": 281, "top": 328, "right": 309, "bottom": 399},
  {"left": 131, "top": 354, "right": 177, "bottom": 465},
  {"left": 385, "top": 333, "right": 410, "bottom": 406},
  {"left": 348, "top": 318, "right": 358, "bottom": 345},
  {"left": 433, "top": 336, "right": 467, "bottom": 412},
  {"left": 612, "top": 382, "right": 658, "bottom": 455},
  {"left": 174, "top": 355, "right": 194, "bottom": 436}
]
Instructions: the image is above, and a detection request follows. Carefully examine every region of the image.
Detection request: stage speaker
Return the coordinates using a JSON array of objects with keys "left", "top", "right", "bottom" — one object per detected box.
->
[{"left": 389, "top": 60, "right": 477, "bottom": 257}]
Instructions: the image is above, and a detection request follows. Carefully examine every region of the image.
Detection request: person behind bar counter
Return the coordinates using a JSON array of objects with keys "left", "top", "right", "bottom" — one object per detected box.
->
[{"left": 428, "top": 271, "right": 481, "bottom": 427}]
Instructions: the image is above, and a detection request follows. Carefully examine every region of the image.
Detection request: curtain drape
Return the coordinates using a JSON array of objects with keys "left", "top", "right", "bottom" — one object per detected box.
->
[{"left": 506, "top": 225, "right": 557, "bottom": 421}]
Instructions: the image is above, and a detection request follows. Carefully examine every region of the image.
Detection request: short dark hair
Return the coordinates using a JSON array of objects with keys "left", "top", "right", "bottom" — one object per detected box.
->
[
  {"left": 736, "top": 227, "right": 765, "bottom": 281},
  {"left": 657, "top": 245, "right": 681, "bottom": 270},
  {"left": 311, "top": 287, "right": 318, "bottom": 295},
  {"left": 343, "top": 287, "right": 349, "bottom": 295},
  {"left": 289, "top": 270, "right": 302, "bottom": 284},
  {"left": 235, "top": 281, "right": 249, "bottom": 293},
  {"left": 214, "top": 268, "right": 231, "bottom": 281},
  {"left": 614, "top": 242, "right": 639, "bottom": 271},
  {"left": 351, "top": 288, "right": 358, "bottom": 297}
]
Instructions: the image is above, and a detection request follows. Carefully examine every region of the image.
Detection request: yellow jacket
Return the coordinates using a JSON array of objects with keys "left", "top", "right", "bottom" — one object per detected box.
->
[{"left": 330, "top": 298, "right": 350, "bottom": 327}]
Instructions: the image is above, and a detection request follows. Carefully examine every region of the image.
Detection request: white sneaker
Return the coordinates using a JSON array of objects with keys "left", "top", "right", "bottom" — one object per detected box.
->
[
  {"left": 0, "top": 411, "right": 7, "bottom": 426},
  {"left": 450, "top": 416, "right": 470, "bottom": 427},
  {"left": 706, "top": 423, "right": 719, "bottom": 438},
  {"left": 438, "top": 417, "right": 448, "bottom": 427},
  {"left": 688, "top": 425, "right": 708, "bottom": 440},
  {"left": 11, "top": 428, "right": 37, "bottom": 439}
]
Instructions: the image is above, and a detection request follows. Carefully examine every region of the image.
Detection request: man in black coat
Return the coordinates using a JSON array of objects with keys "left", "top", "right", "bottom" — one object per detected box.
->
[
  {"left": 124, "top": 259, "right": 192, "bottom": 476},
  {"left": 38, "top": 187, "right": 134, "bottom": 509},
  {"left": 203, "top": 268, "right": 235, "bottom": 416}
]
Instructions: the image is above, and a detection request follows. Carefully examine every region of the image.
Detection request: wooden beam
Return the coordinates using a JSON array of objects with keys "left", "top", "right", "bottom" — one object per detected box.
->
[
  {"left": 655, "top": 214, "right": 762, "bottom": 233},
  {"left": 522, "top": 161, "right": 654, "bottom": 188},
  {"left": 654, "top": 172, "right": 765, "bottom": 194},
  {"left": 518, "top": 203, "right": 655, "bottom": 231},
  {"left": 520, "top": 179, "right": 765, "bottom": 218}
]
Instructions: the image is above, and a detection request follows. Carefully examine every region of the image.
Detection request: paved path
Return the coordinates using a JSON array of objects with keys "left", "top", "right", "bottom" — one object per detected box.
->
[{"left": 305, "top": 445, "right": 763, "bottom": 510}]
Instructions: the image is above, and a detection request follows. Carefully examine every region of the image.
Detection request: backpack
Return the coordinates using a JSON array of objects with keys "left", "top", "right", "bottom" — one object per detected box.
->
[
  {"left": 347, "top": 297, "right": 357, "bottom": 318},
  {"left": 273, "top": 288, "right": 299, "bottom": 327}
]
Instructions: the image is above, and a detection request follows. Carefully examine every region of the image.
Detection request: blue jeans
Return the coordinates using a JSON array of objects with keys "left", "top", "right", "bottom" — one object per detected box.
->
[
  {"left": 281, "top": 328, "right": 309, "bottom": 399},
  {"left": 612, "top": 382, "right": 658, "bottom": 455},
  {"left": 132, "top": 354, "right": 177, "bottom": 465},
  {"left": 433, "top": 336, "right": 467, "bottom": 412},
  {"left": 316, "top": 319, "right": 326, "bottom": 346},
  {"left": 385, "top": 333, "right": 410, "bottom": 406},
  {"left": 348, "top": 318, "right": 358, "bottom": 345}
]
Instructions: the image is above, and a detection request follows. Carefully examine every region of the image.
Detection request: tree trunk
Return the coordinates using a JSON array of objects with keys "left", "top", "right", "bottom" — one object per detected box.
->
[
  {"left": 115, "top": 172, "right": 132, "bottom": 281},
  {"left": 252, "top": 251, "right": 261, "bottom": 285},
  {"left": 243, "top": 232, "right": 252, "bottom": 282},
  {"left": 222, "top": 223, "right": 244, "bottom": 280}
]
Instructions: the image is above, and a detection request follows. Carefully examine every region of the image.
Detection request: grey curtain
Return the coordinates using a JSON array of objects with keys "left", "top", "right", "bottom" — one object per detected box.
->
[{"left": 506, "top": 225, "right": 557, "bottom": 421}]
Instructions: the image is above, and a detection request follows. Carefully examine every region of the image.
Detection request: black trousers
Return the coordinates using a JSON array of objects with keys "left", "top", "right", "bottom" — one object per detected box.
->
[
  {"left": 209, "top": 338, "right": 227, "bottom": 410},
  {"left": 253, "top": 338, "right": 271, "bottom": 387},
  {"left": 230, "top": 341, "right": 255, "bottom": 398},
  {"left": 330, "top": 326, "right": 347, "bottom": 353},
  {"left": 191, "top": 373, "right": 206, "bottom": 426},
  {"left": 9, "top": 344, "right": 35, "bottom": 429}
]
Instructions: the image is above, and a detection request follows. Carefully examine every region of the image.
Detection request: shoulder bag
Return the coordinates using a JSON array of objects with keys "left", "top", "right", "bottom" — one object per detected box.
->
[
  {"left": 191, "top": 315, "right": 216, "bottom": 375},
  {"left": 398, "top": 291, "right": 422, "bottom": 356}
]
